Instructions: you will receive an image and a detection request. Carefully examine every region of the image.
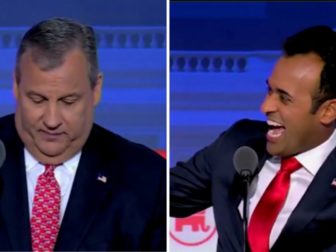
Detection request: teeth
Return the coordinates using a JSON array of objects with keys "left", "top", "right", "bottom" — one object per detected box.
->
[
  {"left": 268, "top": 128, "right": 284, "bottom": 138},
  {"left": 267, "top": 120, "right": 282, "bottom": 127}
]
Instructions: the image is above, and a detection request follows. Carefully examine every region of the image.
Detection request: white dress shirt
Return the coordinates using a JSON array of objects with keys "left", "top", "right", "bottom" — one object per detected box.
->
[
  {"left": 239, "top": 129, "right": 336, "bottom": 248},
  {"left": 25, "top": 149, "right": 81, "bottom": 222}
]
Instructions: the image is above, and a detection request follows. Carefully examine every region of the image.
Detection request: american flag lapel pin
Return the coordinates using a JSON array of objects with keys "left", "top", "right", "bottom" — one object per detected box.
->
[
  {"left": 331, "top": 178, "right": 336, "bottom": 187},
  {"left": 97, "top": 173, "right": 107, "bottom": 183}
]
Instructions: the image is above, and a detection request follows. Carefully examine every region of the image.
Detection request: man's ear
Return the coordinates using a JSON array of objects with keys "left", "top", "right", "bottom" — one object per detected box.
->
[
  {"left": 13, "top": 71, "right": 19, "bottom": 100},
  {"left": 319, "top": 99, "right": 336, "bottom": 124},
  {"left": 93, "top": 73, "right": 103, "bottom": 106}
]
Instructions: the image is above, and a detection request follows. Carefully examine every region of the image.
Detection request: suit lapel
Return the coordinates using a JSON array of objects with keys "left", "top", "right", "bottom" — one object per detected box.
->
[
  {"left": 273, "top": 147, "right": 336, "bottom": 249},
  {"left": 55, "top": 127, "right": 120, "bottom": 251},
  {"left": 0, "top": 133, "right": 31, "bottom": 251}
]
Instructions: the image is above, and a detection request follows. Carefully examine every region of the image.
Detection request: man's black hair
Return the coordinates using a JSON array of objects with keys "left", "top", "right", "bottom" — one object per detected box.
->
[{"left": 283, "top": 25, "right": 336, "bottom": 113}]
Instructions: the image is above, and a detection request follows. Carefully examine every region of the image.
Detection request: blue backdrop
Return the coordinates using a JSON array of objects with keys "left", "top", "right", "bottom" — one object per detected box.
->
[
  {"left": 0, "top": 0, "right": 166, "bottom": 152},
  {"left": 170, "top": 1, "right": 336, "bottom": 165}
]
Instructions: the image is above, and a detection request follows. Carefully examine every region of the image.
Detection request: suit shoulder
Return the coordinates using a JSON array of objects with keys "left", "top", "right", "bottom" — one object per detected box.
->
[
  {"left": 0, "top": 114, "right": 15, "bottom": 128},
  {"left": 89, "top": 124, "right": 165, "bottom": 171},
  {"left": 218, "top": 118, "right": 267, "bottom": 138},
  {"left": 230, "top": 119, "right": 267, "bottom": 132},
  {"left": 0, "top": 114, "right": 17, "bottom": 140},
  {"left": 208, "top": 119, "right": 267, "bottom": 152}
]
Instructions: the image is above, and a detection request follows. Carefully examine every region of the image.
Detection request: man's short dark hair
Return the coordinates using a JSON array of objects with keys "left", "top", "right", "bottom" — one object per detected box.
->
[
  {"left": 15, "top": 17, "right": 99, "bottom": 88},
  {"left": 283, "top": 25, "right": 336, "bottom": 113}
]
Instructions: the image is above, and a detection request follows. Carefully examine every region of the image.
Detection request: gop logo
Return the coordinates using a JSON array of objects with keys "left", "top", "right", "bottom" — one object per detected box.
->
[{"left": 170, "top": 208, "right": 217, "bottom": 246}]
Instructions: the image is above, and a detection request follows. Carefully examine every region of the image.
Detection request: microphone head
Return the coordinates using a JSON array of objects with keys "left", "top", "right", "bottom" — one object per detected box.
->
[
  {"left": 233, "top": 146, "right": 258, "bottom": 178},
  {"left": 0, "top": 140, "right": 6, "bottom": 168}
]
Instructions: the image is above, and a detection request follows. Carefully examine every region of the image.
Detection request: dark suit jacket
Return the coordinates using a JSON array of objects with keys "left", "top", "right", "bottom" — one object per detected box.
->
[
  {"left": 171, "top": 119, "right": 336, "bottom": 252},
  {"left": 0, "top": 114, "right": 166, "bottom": 251}
]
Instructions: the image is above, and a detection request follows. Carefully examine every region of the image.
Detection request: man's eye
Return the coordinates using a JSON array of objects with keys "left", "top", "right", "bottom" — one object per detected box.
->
[
  {"left": 31, "top": 97, "right": 44, "bottom": 104},
  {"left": 62, "top": 99, "right": 76, "bottom": 105},
  {"left": 279, "top": 94, "right": 291, "bottom": 103}
]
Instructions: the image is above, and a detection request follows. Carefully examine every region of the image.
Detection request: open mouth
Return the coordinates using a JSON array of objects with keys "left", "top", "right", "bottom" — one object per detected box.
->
[{"left": 267, "top": 120, "right": 285, "bottom": 140}]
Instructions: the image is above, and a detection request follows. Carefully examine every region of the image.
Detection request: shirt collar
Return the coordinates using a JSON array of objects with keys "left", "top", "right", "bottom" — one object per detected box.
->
[
  {"left": 24, "top": 148, "right": 81, "bottom": 174},
  {"left": 295, "top": 130, "right": 336, "bottom": 176}
]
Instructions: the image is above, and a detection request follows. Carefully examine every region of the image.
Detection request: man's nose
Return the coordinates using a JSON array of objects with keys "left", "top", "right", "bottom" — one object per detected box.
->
[
  {"left": 43, "top": 103, "right": 62, "bottom": 129},
  {"left": 260, "top": 94, "right": 277, "bottom": 115}
]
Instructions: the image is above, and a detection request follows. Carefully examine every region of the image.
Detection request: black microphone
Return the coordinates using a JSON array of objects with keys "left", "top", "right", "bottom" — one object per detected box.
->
[
  {"left": 233, "top": 146, "right": 258, "bottom": 181},
  {"left": 233, "top": 146, "right": 259, "bottom": 252},
  {"left": 0, "top": 140, "right": 5, "bottom": 168}
]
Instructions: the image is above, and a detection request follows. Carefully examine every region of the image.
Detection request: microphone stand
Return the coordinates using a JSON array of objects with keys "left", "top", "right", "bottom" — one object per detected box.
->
[
  {"left": 241, "top": 171, "right": 252, "bottom": 252},
  {"left": 233, "top": 146, "right": 258, "bottom": 252}
]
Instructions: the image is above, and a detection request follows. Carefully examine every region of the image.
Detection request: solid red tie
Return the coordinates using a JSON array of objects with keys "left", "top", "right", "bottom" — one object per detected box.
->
[
  {"left": 31, "top": 164, "right": 61, "bottom": 252},
  {"left": 248, "top": 157, "right": 301, "bottom": 252}
]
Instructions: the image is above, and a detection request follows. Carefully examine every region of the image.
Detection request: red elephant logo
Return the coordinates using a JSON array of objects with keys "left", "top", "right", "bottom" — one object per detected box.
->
[
  {"left": 175, "top": 210, "right": 210, "bottom": 232},
  {"left": 170, "top": 208, "right": 217, "bottom": 246}
]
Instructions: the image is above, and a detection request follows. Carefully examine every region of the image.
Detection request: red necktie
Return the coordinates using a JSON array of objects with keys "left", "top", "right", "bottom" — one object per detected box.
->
[
  {"left": 248, "top": 157, "right": 301, "bottom": 252},
  {"left": 31, "top": 164, "right": 61, "bottom": 252}
]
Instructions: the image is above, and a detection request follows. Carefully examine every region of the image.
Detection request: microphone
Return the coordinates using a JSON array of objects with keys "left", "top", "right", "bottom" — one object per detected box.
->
[
  {"left": 233, "top": 146, "right": 259, "bottom": 252},
  {"left": 0, "top": 140, "right": 5, "bottom": 168},
  {"left": 233, "top": 146, "right": 258, "bottom": 181}
]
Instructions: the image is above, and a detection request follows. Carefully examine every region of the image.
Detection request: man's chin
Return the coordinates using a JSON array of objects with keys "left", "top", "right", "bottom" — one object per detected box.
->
[
  {"left": 35, "top": 143, "right": 68, "bottom": 158},
  {"left": 24, "top": 145, "right": 67, "bottom": 164},
  {"left": 266, "top": 142, "right": 284, "bottom": 156}
]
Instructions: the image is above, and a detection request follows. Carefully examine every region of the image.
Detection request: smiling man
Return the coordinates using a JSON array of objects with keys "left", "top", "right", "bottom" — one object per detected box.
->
[
  {"left": 263, "top": 52, "right": 331, "bottom": 158},
  {"left": 170, "top": 26, "right": 336, "bottom": 252},
  {"left": 0, "top": 17, "right": 166, "bottom": 251}
]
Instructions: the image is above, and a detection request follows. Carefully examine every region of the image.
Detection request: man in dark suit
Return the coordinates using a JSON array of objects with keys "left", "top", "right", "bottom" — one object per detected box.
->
[
  {"left": 0, "top": 17, "right": 166, "bottom": 251},
  {"left": 171, "top": 26, "right": 336, "bottom": 251}
]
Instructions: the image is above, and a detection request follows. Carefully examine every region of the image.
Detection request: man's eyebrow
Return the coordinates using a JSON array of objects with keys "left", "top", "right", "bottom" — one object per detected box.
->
[
  {"left": 60, "top": 93, "right": 80, "bottom": 98},
  {"left": 58, "top": 93, "right": 82, "bottom": 102},
  {"left": 26, "top": 91, "right": 81, "bottom": 100},
  {"left": 26, "top": 91, "right": 45, "bottom": 98}
]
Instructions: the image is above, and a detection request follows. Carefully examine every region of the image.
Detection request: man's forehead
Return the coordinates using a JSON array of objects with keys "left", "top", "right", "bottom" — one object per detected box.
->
[{"left": 22, "top": 48, "right": 70, "bottom": 72}]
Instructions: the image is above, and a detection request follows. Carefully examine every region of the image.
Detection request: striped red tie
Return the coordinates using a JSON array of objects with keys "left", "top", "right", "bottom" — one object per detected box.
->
[
  {"left": 31, "top": 164, "right": 61, "bottom": 252},
  {"left": 248, "top": 157, "right": 301, "bottom": 252}
]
